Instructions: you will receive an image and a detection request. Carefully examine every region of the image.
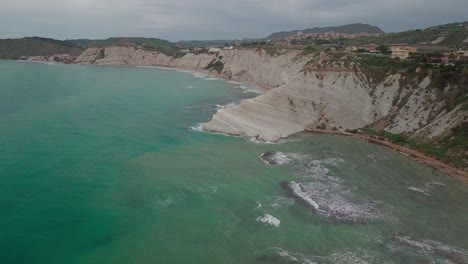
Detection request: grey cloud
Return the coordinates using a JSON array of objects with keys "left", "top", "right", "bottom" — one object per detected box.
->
[{"left": 0, "top": 0, "right": 466, "bottom": 40}]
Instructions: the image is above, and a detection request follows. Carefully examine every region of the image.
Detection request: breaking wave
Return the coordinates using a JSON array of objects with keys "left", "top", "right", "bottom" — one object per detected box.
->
[
  {"left": 257, "top": 247, "right": 380, "bottom": 264},
  {"left": 387, "top": 235, "right": 468, "bottom": 263},
  {"left": 260, "top": 151, "right": 292, "bottom": 165},
  {"left": 254, "top": 196, "right": 295, "bottom": 209},
  {"left": 256, "top": 214, "right": 281, "bottom": 227},
  {"left": 262, "top": 152, "right": 391, "bottom": 224},
  {"left": 189, "top": 123, "right": 205, "bottom": 132}
]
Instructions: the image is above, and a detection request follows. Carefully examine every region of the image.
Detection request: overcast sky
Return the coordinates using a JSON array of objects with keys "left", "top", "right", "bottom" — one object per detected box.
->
[{"left": 0, "top": 0, "right": 467, "bottom": 41}]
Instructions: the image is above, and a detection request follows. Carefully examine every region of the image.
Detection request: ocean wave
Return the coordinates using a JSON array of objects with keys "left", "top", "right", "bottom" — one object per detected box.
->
[
  {"left": 157, "top": 197, "right": 174, "bottom": 208},
  {"left": 407, "top": 186, "right": 430, "bottom": 195},
  {"left": 156, "top": 193, "right": 186, "bottom": 208},
  {"left": 215, "top": 101, "right": 238, "bottom": 110},
  {"left": 191, "top": 72, "right": 220, "bottom": 81},
  {"left": 271, "top": 154, "right": 390, "bottom": 224},
  {"left": 258, "top": 247, "right": 378, "bottom": 264},
  {"left": 254, "top": 196, "right": 295, "bottom": 209},
  {"left": 189, "top": 123, "right": 205, "bottom": 132},
  {"left": 388, "top": 235, "right": 468, "bottom": 263},
  {"left": 227, "top": 80, "right": 263, "bottom": 94},
  {"left": 256, "top": 214, "right": 281, "bottom": 227},
  {"left": 367, "top": 153, "right": 389, "bottom": 161},
  {"left": 407, "top": 181, "right": 446, "bottom": 196}
]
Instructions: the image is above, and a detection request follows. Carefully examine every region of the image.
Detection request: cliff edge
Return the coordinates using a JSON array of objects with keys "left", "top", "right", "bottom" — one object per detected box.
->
[{"left": 75, "top": 47, "right": 467, "bottom": 170}]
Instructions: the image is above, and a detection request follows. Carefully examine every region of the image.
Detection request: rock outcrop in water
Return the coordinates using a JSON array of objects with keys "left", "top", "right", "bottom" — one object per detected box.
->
[
  {"left": 75, "top": 47, "right": 467, "bottom": 150},
  {"left": 389, "top": 235, "right": 468, "bottom": 263}
]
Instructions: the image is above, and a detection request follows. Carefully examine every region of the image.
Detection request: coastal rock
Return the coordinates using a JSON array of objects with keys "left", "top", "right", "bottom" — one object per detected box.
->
[
  {"left": 260, "top": 151, "right": 292, "bottom": 165},
  {"left": 389, "top": 235, "right": 468, "bottom": 263}
]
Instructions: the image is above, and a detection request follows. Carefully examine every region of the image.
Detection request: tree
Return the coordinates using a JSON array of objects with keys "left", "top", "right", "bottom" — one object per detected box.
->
[
  {"left": 378, "top": 45, "right": 390, "bottom": 54},
  {"left": 448, "top": 53, "right": 456, "bottom": 61}
]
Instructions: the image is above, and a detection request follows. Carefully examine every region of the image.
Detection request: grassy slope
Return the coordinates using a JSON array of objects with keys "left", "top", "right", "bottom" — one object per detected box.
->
[
  {"left": 0, "top": 37, "right": 83, "bottom": 59},
  {"left": 349, "top": 22, "right": 468, "bottom": 48}
]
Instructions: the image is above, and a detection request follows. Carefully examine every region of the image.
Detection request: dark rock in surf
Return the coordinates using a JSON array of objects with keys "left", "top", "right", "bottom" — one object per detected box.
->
[{"left": 260, "top": 151, "right": 291, "bottom": 166}]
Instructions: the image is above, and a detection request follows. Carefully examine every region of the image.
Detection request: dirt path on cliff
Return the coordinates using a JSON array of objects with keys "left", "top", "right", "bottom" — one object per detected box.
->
[{"left": 306, "top": 129, "right": 468, "bottom": 183}]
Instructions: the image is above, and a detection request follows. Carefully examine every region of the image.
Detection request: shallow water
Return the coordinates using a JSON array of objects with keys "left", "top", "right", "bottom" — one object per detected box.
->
[{"left": 1, "top": 60, "right": 467, "bottom": 263}]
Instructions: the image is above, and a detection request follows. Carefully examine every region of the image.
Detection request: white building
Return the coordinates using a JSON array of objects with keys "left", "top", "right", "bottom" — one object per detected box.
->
[{"left": 223, "top": 46, "right": 234, "bottom": 50}]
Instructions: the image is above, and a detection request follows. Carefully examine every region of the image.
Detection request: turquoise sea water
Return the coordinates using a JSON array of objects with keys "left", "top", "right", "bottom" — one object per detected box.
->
[{"left": 0, "top": 60, "right": 467, "bottom": 263}]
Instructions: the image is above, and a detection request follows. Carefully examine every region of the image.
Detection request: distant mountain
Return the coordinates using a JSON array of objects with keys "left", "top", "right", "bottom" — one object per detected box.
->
[
  {"left": 0, "top": 37, "right": 82, "bottom": 59},
  {"left": 266, "top": 23, "right": 385, "bottom": 40},
  {"left": 348, "top": 21, "right": 468, "bottom": 48}
]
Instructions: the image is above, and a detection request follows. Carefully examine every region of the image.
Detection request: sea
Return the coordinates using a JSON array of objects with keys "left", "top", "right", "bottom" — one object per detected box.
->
[{"left": 1, "top": 60, "right": 467, "bottom": 263}]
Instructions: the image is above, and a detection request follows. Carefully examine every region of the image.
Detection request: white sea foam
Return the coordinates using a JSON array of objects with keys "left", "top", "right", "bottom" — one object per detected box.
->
[
  {"left": 158, "top": 197, "right": 173, "bottom": 208},
  {"left": 249, "top": 137, "right": 284, "bottom": 144},
  {"left": 227, "top": 80, "right": 264, "bottom": 94},
  {"left": 265, "top": 196, "right": 295, "bottom": 208},
  {"left": 256, "top": 214, "right": 281, "bottom": 227},
  {"left": 254, "top": 196, "right": 295, "bottom": 210},
  {"left": 254, "top": 201, "right": 262, "bottom": 209},
  {"left": 389, "top": 235, "right": 468, "bottom": 263},
  {"left": 260, "top": 247, "right": 378, "bottom": 264},
  {"left": 192, "top": 72, "right": 219, "bottom": 80},
  {"left": 428, "top": 181, "right": 445, "bottom": 186},
  {"left": 407, "top": 186, "right": 426, "bottom": 193},
  {"left": 185, "top": 85, "right": 194, "bottom": 89},
  {"left": 215, "top": 102, "right": 238, "bottom": 110},
  {"left": 192, "top": 72, "right": 209, "bottom": 79},
  {"left": 279, "top": 154, "right": 390, "bottom": 223},
  {"left": 260, "top": 151, "right": 292, "bottom": 165},
  {"left": 289, "top": 181, "right": 320, "bottom": 211},
  {"left": 407, "top": 186, "right": 431, "bottom": 196},
  {"left": 189, "top": 123, "right": 205, "bottom": 132},
  {"left": 208, "top": 185, "right": 218, "bottom": 193}
]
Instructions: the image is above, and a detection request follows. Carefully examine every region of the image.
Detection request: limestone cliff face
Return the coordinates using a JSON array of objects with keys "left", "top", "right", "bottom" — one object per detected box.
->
[
  {"left": 75, "top": 47, "right": 306, "bottom": 89},
  {"left": 75, "top": 47, "right": 467, "bottom": 141}
]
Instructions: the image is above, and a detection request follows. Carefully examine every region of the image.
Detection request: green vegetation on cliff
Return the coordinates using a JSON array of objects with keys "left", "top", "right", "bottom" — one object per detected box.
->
[
  {"left": 69, "top": 37, "right": 177, "bottom": 55},
  {"left": 349, "top": 22, "right": 468, "bottom": 48},
  {"left": 0, "top": 37, "right": 83, "bottom": 59},
  {"left": 361, "top": 124, "right": 468, "bottom": 170}
]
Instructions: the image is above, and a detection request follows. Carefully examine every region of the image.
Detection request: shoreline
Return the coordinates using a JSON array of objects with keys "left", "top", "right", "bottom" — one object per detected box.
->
[
  {"left": 135, "top": 65, "right": 267, "bottom": 93},
  {"left": 306, "top": 129, "right": 468, "bottom": 182},
  {"left": 12, "top": 59, "right": 466, "bottom": 182}
]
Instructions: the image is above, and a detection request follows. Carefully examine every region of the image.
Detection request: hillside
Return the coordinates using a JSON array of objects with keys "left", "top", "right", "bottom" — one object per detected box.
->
[
  {"left": 69, "top": 37, "right": 177, "bottom": 55},
  {"left": 175, "top": 38, "right": 263, "bottom": 47},
  {"left": 266, "top": 23, "right": 384, "bottom": 40},
  {"left": 349, "top": 21, "right": 468, "bottom": 48},
  {"left": 0, "top": 37, "right": 82, "bottom": 59}
]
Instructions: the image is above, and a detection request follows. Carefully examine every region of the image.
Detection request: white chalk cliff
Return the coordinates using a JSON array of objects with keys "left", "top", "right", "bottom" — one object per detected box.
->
[{"left": 76, "top": 47, "right": 467, "bottom": 141}]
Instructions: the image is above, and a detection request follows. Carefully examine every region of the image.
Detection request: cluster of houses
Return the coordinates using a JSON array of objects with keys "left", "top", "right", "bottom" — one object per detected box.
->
[
  {"left": 283, "top": 31, "right": 381, "bottom": 42},
  {"left": 388, "top": 46, "right": 468, "bottom": 62},
  {"left": 345, "top": 44, "right": 468, "bottom": 63}
]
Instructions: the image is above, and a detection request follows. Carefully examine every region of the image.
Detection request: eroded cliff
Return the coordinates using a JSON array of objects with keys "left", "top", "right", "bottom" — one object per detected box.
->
[{"left": 75, "top": 47, "right": 467, "bottom": 168}]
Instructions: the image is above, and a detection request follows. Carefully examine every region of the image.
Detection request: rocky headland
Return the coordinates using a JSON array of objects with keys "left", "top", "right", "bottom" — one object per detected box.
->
[{"left": 25, "top": 46, "right": 468, "bottom": 175}]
